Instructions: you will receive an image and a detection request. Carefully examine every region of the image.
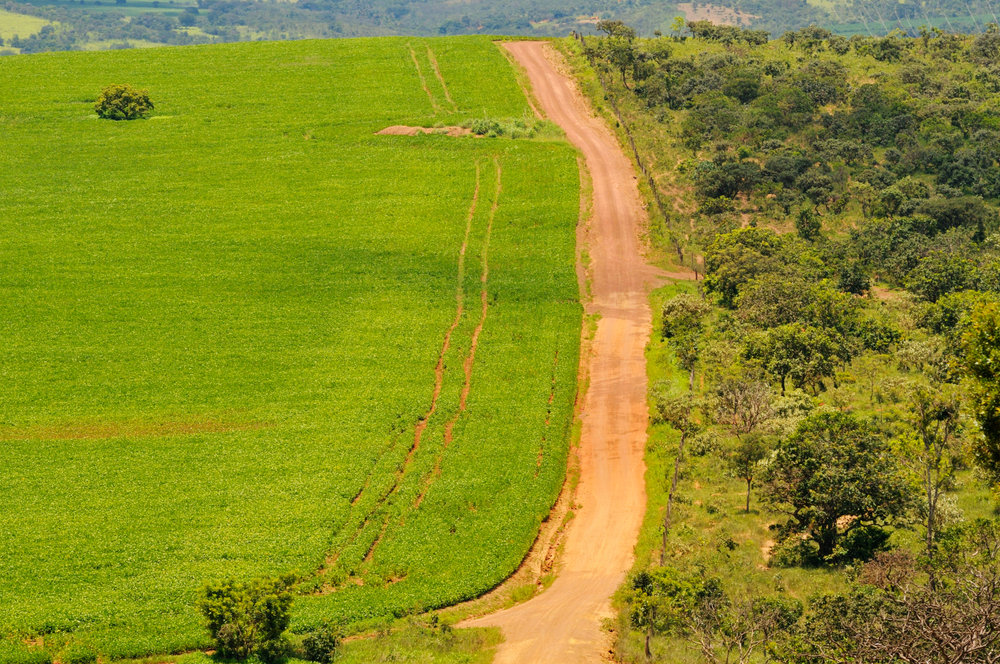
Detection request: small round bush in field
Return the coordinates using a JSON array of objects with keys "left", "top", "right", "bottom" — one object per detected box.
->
[
  {"left": 94, "top": 84, "right": 153, "bottom": 120},
  {"left": 302, "top": 625, "right": 342, "bottom": 663},
  {"left": 62, "top": 645, "right": 97, "bottom": 664}
]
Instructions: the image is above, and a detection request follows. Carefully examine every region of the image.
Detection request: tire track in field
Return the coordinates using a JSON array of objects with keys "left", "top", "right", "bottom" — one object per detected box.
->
[
  {"left": 426, "top": 46, "right": 459, "bottom": 113},
  {"left": 320, "top": 430, "right": 404, "bottom": 574},
  {"left": 535, "top": 348, "right": 560, "bottom": 477},
  {"left": 314, "top": 164, "right": 481, "bottom": 582},
  {"left": 364, "top": 161, "right": 492, "bottom": 562},
  {"left": 408, "top": 43, "right": 442, "bottom": 115},
  {"left": 414, "top": 159, "right": 502, "bottom": 510}
]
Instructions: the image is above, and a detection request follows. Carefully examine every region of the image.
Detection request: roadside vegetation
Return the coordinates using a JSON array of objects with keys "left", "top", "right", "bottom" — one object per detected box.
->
[
  {"left": 559, "top": 21, "right": 1000, "bottom": 662},
  {"left": 0, "top": 36, "right": 580, "bottom": 663}
]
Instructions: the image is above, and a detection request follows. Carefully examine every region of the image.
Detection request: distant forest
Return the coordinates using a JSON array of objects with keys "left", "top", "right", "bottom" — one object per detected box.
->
[
  {"left": 4, "top": 0, "right": 1000, "bottom": 59},
  {"left": 1, "top": 0, "right": 679, "bottom": 54},
  {"left": 6, "top": 0, "right": 999, "bottom": 56}
]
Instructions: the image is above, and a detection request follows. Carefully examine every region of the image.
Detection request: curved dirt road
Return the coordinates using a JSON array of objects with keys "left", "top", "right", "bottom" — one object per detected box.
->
[{"left": 462, "top": 42, "right": 662, "bottom": 663}]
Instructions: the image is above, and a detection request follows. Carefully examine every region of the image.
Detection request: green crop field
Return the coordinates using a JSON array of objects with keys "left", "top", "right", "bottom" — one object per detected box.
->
[{"left": 0, "top": 36, "right": 582, "bottom": 661}]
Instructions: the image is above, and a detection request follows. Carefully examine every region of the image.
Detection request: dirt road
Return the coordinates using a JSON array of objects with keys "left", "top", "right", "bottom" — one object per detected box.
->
[{"left": 462, "top": 42, "right": 662, "bottom": 663}]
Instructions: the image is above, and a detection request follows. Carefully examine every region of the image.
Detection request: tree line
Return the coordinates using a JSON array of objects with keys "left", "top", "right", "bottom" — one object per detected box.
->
[{"left": 583, "top": 21, "right": 1000, "bottom": 663}]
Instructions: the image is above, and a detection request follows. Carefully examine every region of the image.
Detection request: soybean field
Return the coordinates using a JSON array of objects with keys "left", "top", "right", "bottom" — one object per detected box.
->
[{"left": 0, "top": 36, "right": 581, "bottom": 660}]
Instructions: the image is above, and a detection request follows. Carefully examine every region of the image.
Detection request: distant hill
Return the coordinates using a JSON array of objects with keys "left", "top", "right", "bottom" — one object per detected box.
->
[{"left": 1, "top": 0, "right": 998, "bottom": 55}]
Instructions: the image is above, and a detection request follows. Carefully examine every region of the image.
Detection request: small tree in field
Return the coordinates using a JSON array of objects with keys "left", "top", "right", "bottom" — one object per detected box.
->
[
  {"left": 897, "top": 384, "right": 962, "bottom": 558},
  {"left": 94, "top": 84, "right": 154, "bottom": 120},
  {"left": 197, "top": 574, "right": 297, "bottom": 662}
]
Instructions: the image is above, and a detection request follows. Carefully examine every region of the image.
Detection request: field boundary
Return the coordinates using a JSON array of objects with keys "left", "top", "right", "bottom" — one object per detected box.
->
[{"left": 493, "top": 40, "right": 545, "bottom": 121}]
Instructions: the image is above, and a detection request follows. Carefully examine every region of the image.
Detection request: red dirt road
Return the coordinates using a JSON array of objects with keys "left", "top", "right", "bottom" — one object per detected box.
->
[{"left": 462, "top": 42, "right": 662, "bottom": 663}]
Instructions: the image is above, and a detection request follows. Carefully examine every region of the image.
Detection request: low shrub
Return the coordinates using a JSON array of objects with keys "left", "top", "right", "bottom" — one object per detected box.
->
[
  {"left": 62, "top": 645, "right": 96, "bottom": 664},
  {"left": 770, "top": 536, "right": 820, "bottom": 567},
  {"left": 301, "top": 624, "right": 342, "bottom": 664},
  {"left": 0, "top": 643, "right": 52, "bottom": 664}
]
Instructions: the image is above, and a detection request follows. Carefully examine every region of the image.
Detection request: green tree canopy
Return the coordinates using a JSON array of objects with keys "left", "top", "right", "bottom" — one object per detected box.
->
[
  {"left": 962, "top": 301, "right": 1000, "bottom": 481},
  {"left": 742, "top": 324, "right": 840, "bottom": 395},
  {"left": 761, "top": 411, "right": 915, "bottom": 560},
  {"left": 704, "top": 228, "right": 786, "bottom": 308},
  {"left": 94, "top": 84, "right": 154, "bottom": 120}
]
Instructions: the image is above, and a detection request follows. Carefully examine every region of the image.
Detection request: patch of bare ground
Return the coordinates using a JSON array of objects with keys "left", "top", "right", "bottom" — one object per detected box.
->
[
  {"left": 677, "top": 3, "right": 759, "bottom": 26},
  {"left": 662, "top": 269, "right": 699, "bottom": 281},
  {"left": 376, "top": 125, "right": 470, "bottom": 136},
  {"left": 761, "top": 539, "right": 775, "bottom": 562},
  {"left": 0, "top": 418, "right": 271, "bottom": 441},
  {"left": 873, "top": 286, "right": 904, "bottom": 302}
]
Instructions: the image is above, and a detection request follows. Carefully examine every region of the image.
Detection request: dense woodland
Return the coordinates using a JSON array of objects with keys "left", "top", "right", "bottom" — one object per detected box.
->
[
  {"left": 6, "top": 0, "right": 1000, "bottom": 56},
  {"left": 0, "top": 0, "right": 671, "bottom": 53},
  {"left": 570, "top": 21, "right": 1000, "bottom": 663}
]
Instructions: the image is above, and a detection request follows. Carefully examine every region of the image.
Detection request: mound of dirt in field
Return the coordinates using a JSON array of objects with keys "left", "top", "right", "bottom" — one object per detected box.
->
[
  {"left": 0, "top": 418, "right": 272, "bottom": 440},
  {"left": 377, "top": 125, "right": 471, "bottom": 137}
]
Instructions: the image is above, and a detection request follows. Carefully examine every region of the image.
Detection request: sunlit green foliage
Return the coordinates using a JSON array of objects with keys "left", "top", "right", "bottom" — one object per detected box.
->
[
  {"left": 559, "top": 27, "right": 1000, "bottom": 662},
  {"left": 0, "top": 35, "right": 580, "bottom": 660}
]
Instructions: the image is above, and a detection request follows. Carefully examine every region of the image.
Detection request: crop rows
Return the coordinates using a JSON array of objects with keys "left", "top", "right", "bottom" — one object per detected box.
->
[{"left": 0, "top": 36, "right": 580, "bottom": 660}]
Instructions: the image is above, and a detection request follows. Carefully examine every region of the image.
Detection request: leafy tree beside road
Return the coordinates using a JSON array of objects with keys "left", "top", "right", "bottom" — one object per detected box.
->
[{"left": 761, "top": 411, "right": 914, "bottom": 562}]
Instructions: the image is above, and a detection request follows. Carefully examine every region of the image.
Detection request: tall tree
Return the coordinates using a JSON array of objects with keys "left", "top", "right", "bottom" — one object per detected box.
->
[
  {"left": 962, "top": 302, "right": 1000, "bottom": 482},
  {"left": 761, "top": 411, "right": 915, "bottom": 559},
  {"left": 714, "top": 378, "right": 773, "bottom": 437},
  {"left": 596, "top": 20, "right": 637, "bottom": 89},
  {"left": 743, "top": 324, "right": 839, "bottom": 395},
  {"left": 654, "top": 389, "right": 701, "bottom": 565}
]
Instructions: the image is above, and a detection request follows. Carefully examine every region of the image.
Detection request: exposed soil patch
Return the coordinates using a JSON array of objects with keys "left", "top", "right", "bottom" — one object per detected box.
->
[
  {"left": 0, "top": 418, "right": 271, "bottom": 441},
  {"left": 376, "top": 125, "right": 471, "bottom": 137},
  {"left": 677, "top": 2, "right": 759, "bottom": 26},
  {"left": 873, "top": 286, "right": 903, "bottom": 301},
  {"left": 662, "top": 269, "right": 699, "bottom": 281}
]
